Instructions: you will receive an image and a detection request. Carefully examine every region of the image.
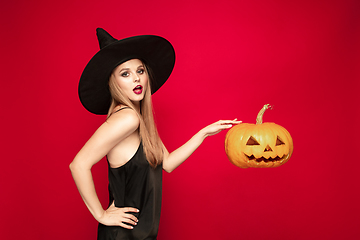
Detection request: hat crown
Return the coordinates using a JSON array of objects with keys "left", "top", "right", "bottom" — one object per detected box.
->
[{"left": 96, "top": 28, "right": 118, "bottom": 49}]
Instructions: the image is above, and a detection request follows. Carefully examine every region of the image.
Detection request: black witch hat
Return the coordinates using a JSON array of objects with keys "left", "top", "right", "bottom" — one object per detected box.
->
[{"left": 78, "top": 28, "right": 175, "bottom": 115}]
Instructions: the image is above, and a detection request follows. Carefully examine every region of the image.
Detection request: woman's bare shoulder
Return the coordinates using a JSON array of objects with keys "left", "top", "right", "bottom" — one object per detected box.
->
[
  {"left": 105, "top": 107, "right": 140, "bottom": 131},
  {"left": 72, "top": 108, "right": 140, "bottom": 168}
]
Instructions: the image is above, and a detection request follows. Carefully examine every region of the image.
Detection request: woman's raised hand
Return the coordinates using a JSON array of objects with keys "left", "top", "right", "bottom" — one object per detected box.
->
[
  {"left": 98, "top": 201, "right": 139, "bottom": 229},
  {"left": 202, "top": 119, "right": 242, "bottom": 137}
]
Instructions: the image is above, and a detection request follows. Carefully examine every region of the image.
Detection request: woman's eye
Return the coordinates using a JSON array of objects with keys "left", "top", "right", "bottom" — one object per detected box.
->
[
  {"left": 121, "top": 72, "right": 129, "bottom": 77},
  {"left": 137, "top": 69, "right": 145, "bottom": 74}
]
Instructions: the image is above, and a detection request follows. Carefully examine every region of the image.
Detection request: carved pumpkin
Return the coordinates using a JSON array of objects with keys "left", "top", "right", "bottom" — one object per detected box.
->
[{"left": 225, "top": 104, "right": 293, "bottom": 168}]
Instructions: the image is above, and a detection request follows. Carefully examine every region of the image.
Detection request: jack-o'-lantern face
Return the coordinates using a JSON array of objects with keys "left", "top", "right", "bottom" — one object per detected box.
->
[{"left": 225, "top": 104, "right": 293, "bottom": 168}]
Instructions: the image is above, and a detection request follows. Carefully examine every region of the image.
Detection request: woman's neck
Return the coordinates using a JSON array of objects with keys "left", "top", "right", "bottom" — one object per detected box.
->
[{"left": 132, "top": 101, "right": 141, "bottom": 113}]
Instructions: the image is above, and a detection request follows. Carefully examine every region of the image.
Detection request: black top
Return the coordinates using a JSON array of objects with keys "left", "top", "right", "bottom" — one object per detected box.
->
[{"left": 97, "top": 143, "right": 163, "bottom": 240}]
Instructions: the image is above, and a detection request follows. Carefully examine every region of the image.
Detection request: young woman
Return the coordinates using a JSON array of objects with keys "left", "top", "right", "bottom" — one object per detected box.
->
[{"left": 70, "top": 28, "right": 241, "bottom": 240}]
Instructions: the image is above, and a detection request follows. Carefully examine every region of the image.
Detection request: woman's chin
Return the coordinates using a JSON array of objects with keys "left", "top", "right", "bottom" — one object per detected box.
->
[{"left": 130, "top": 96, "right": 144, "bottom": 104}]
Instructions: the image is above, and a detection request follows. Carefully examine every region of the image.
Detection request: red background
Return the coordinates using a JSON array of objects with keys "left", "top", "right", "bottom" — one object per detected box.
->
[{"left": 1, "top": 0, "right": 359, "bottom": 239}]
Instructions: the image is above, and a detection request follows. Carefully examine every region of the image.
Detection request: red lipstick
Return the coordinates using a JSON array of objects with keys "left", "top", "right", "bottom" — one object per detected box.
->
[{"left": 133, "top": 85, "right": 143, "bottom": 94}]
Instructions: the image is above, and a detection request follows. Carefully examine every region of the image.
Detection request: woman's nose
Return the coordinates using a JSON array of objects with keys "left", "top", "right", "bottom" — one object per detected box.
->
[{"left": 134, "top": 73, "right": 140, "bottom": 82}]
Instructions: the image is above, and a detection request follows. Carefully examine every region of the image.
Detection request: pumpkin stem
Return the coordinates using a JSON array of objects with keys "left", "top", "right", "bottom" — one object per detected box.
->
[{"left": 256, "top": 104, "right": 271, "bottom": 124}]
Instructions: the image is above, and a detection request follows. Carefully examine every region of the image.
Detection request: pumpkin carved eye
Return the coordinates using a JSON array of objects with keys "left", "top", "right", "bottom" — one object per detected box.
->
[
  {"left": 246, "top": 136, "right": 260, "bottom": 145},
  {"left": 276, "top": 136, "right": 285, "bottom": 146}
]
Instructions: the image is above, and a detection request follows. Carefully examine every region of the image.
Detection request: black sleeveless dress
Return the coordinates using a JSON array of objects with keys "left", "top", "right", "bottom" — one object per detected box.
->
[{"left": 97, "top": 142, "right": 163, "bottom": 240}]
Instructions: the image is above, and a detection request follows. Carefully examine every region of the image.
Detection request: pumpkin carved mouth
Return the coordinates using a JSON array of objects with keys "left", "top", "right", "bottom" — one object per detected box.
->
[{"left": 244, "top": 154, "right": 287, "bottom": 163}]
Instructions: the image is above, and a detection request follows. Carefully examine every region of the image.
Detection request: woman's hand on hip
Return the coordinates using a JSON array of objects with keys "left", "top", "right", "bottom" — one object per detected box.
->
[{"left": 98, "top": 201, "right": 139, "bottom": 229}]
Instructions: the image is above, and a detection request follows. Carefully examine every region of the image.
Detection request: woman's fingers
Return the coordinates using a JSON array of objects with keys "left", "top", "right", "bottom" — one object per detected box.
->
[
  {"left": 219, "top": 119, "right": 242, "bottom": 125},
  {"left": 123, "top": 207, "right": 139, "bottom": 213},
  {"left": 203, "top": 119, "right": 242, "bottom": 136},
  {"left": 117, "top": 211, "right": 138, "bottom": 229},
  {"left": 219, "top": 119, "right": 242, "bottom": 128},
  {"left": 122, "top": 214, "right": 138, "bottom": 225},
  {"left": 121, "top": 207, "right": 139, "bottom": 223},
  {"left": 118, "top": 208, "right": 139, "bottom": 225},
  {"left": 124, "top": 213, "right": 139, "bottom": 223},
  {"left": 100, "top": 204, "right": 140, "bottom": 228},
  {"left": 119, "top": 222, "right": 136, "bottom": 229}
]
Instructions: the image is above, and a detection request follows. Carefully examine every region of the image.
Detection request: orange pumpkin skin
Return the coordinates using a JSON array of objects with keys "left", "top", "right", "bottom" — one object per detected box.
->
[{"left": 225, "top": 105, "right": 293, "bottom": 168}]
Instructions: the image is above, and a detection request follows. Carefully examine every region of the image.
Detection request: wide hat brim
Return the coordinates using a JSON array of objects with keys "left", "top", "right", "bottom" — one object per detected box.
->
[{"left": 79, "top": 32, "right": 175, "bottom": 115}]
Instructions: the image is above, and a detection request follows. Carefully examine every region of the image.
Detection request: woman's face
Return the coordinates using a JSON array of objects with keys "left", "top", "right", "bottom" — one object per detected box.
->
[{"left": 112, "top": 59, "right": 148, "bottom": 105}]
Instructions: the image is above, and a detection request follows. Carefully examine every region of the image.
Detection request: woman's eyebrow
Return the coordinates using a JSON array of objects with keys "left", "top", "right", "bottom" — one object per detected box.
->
[
  {"left": 118, "top": 65, "right": 144, "bottom": 72},
  {"left": 119, "top": 68, "right": 130, "bottom": 72}
]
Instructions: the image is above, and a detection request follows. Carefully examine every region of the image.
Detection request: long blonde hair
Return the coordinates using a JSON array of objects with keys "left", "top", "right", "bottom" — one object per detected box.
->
[{"left": 107, "top": 62, "right": 164, "bottom": 167}]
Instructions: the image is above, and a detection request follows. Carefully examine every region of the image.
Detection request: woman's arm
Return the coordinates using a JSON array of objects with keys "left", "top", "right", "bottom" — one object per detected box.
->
[
  {"left": 162, "top": 119, "right": 241, "bottom": 173},
  {"left": 69, "top": 109, "right": 140, "bottom": 228}
]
